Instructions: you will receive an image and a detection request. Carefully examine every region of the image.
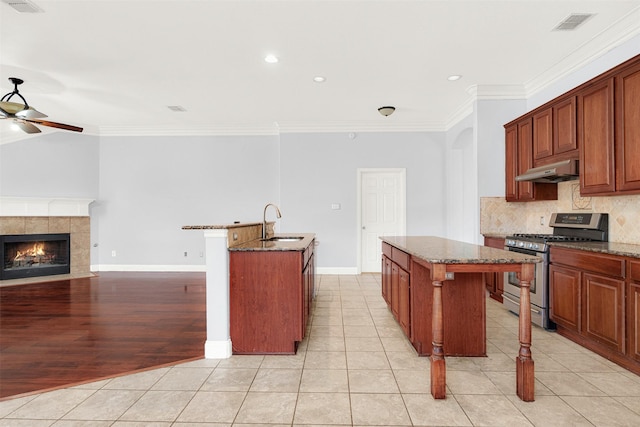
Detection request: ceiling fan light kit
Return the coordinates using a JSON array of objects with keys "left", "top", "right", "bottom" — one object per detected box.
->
[
  {"left": 378, "top": 106, "right": 395, "bottom": 116},
  {"left": 0, "top": 77, "right": 83, "bottom": 134}
]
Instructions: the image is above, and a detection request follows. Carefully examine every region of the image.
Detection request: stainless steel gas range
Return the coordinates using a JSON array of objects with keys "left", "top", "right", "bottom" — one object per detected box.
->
[{"left": 503, "top": 213, "right": 609, "bottom": 330}]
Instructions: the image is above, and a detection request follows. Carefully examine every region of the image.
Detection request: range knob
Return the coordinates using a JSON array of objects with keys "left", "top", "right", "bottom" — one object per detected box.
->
[{"left": 518, "top": 241, "right": 525, "bottom": 248}]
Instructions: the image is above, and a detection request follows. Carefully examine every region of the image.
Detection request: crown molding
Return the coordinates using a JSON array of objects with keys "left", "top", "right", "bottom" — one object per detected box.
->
[{"left": 525, "top": 7, "right": 640, "bottom": 97}]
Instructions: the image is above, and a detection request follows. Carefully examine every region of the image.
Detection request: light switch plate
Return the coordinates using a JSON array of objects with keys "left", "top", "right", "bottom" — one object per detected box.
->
[{"left": 331, "top": 203, "right": 341, "bottom": 210}]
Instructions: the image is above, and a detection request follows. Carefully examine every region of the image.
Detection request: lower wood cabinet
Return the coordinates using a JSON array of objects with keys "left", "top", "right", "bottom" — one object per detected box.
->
[
  {"left": 229, "top": 240, "right": 314, "bottom": 354},
  {"left": 483, "top": 236, "right": 505, "bottom": 302},
  {"left": 381, "top": 242, "right": 486, "bottom": 357},
  {"left": 549, "top": 246, "right": 639, "bottom": 375}
]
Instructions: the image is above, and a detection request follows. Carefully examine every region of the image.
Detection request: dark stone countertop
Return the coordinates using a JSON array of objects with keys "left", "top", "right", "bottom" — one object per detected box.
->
[
  {"left": 182, "top": 222, "right": 263, "bottom": 230},
  {"left": 380, "top": 236, "right": 540, "bottom": 264},
  {"left": 229, "top": 233, "right": 316, "bottom": 252},
  {"left": 549, "top": 241, "right": 640, "bottom": 259}
]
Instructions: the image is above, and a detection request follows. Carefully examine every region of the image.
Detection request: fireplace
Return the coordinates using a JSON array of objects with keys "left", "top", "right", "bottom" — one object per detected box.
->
[{"left": 0, "top": 233, "right": 71, "bottom": 280}]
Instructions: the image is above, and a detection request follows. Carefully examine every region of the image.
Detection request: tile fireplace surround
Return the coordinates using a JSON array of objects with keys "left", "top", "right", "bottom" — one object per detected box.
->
[{"left": 0, "top": 198, "right": 93, "bottom": 286}]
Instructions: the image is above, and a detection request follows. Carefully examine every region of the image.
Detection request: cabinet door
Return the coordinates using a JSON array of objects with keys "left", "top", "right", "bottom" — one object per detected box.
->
[
  {"left": 549, "top": 264, "right": 581, "bottom": 332},
  {"left": 579, "top": 78, "right": 616, "bottom": 195},
  {"left": 517, "top": 117, "right": 535, "bottom": 201},
  {"left": 381, "top": 256, "right": 391, "bottom": 304},
  {"left": 391, "top": 263, "right": 400, "bottom": 318},
  {"left": 616, "top": 61, "right": 640, "bottom": 192},
  {"left": 533, "top": 107, "right": 553, "bottom": 161},
  {"left": 398, "top": 267, "right": 410, "bottom": 336},
  {"left": 553, "top": 96, "right": 578, "bottom": 155},
  {"left": 629, "top": 279, "right": 640, "bottom": 363},
  {"left": 582, "top": 272, "right": 625, "bottom": 353},
  {"left": 505, "top": 124, "right": 518, "bottom": 201}
]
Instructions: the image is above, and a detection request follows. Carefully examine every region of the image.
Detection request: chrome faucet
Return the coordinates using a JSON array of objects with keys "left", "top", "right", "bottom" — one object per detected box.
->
[{"left": 262, "top": 203, "right": 282, "bottom": 239}]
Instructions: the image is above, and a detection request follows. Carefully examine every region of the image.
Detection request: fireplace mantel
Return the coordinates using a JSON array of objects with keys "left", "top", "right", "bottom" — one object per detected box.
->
[{"left": 0, "top": 197, "right": 94, "bottom": 217}]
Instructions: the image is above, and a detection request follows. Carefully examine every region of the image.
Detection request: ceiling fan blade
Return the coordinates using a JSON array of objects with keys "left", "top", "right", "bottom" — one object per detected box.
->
[
  {"left": 15, "top": 120, "right": 42, "bottom": 134},
  {"left": 15, "top": 107, "right": 48, "bottom": 119},
  {"left": 26, "top": 119, "right": 83, "bottom": 133}
]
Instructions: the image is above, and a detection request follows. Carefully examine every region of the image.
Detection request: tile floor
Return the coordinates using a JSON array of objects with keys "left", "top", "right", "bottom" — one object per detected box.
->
[{"left": 1, "top": 274, "right": 640, "bottom": 426}]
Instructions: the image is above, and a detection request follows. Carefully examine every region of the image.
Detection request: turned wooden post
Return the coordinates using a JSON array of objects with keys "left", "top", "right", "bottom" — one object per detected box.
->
[
  {"left": 430, "top": 264, "right": 447, "bottom": 399},
  {"left": 516, "top": 263, "right": 535, "bottom": 401}
]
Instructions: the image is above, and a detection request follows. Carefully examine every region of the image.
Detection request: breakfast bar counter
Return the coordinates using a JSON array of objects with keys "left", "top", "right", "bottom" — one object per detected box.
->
[{"left": 380, "top": 236, "right": 540, "bottom": 402}]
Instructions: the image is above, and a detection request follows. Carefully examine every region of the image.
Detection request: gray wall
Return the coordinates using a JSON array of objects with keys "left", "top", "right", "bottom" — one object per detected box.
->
[
  {"left": 279, "top": 132, "right": 446, "bottom": 268},
  {"left": 0, "top": 132, "right": 99, "bottom": 198},
  {"left": 95, "top": 135, "right": 280, "bottom": 267}
]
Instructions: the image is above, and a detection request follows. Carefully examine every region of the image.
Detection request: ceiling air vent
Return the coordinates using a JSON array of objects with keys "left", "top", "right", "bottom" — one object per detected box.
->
[
  {"left": 1, "top": 0, "right": 43, "bottom": 13},
  {"left": 167, "top": 105, "right": 187, "bottom": 112},
  {"left": 553, "top": 13, "right": 594, "bottom": 31}
]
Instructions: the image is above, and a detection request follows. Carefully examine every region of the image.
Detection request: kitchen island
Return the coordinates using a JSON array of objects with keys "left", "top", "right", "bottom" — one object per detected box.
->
[{"left": 381, "top": 236, "right": 540, "bottom": 402}]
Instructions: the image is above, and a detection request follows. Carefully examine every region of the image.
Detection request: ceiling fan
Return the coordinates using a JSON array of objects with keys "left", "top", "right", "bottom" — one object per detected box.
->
[{"left": 0, "top": 77, "right": 83, "bottom": 134}]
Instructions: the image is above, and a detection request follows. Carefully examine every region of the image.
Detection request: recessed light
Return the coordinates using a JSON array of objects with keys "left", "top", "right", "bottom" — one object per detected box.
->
[
  {"left": 448, "top": 75, "right": 462, "bottom": 81},
  {"left": 264, "top": 54, "right": 279, "bottom": 64},
  {"left": 313, "top": 76, "right": 326, "bottom": 83}
]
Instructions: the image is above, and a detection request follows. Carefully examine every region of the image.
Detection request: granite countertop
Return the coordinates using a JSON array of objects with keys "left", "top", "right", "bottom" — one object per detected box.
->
[
  {"left": 229, "top": 233, "right": 316, "bottom": 252},
  {"left": 549, "top": 241, "right": 640, "bottom": 259},
  {"left": 381, "top": 236, "right": 540, "bottom": 264},
  {"left": 182, "top": 222, "right": 263, "bottom": 230}
]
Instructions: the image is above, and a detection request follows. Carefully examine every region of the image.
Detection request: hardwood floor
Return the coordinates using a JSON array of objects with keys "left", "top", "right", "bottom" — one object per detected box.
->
[{"left": 0, "top": 272, "right": 206, "bottom": 400}]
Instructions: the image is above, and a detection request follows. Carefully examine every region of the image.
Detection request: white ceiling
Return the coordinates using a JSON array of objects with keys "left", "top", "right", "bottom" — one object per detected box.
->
[{"left": 1, "top": 0, "right": 640, "bottom": 139}]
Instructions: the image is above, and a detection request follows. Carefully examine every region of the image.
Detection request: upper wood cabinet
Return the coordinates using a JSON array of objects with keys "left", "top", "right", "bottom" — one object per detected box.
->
[
  {"left": 578, "top": 78, "right": 616, "bottom": 195},
  {"left": 533, "top": 97, "right": 578, "bottom": 167},
  {"left": 616, "top": 60, "right": 640, "bottom": 193},
  {"left": 507, "top": 53, "right": 640, "bottom": 198},
  {"left": 505, "top": 118, "right": 558, "bottom": 202}
]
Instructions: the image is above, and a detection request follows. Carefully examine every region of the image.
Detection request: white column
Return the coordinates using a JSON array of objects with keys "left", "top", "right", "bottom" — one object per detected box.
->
[{"left": 203, "top": 229, "right": 232, "bottom": 358}]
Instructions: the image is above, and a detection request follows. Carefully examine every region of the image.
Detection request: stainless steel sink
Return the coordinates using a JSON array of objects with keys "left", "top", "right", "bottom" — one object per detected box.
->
[{"left": 261, "top": 236, "right": 304, "bottom": 242}]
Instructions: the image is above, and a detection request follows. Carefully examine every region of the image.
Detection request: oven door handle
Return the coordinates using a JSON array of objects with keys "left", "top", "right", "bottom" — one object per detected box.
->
[{"left": 502, "top": 294, "right": 541, "bottom": 315}]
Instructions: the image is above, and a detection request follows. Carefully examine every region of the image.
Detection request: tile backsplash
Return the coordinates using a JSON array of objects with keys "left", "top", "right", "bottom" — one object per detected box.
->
[{"left": 480, "top": 181, "right": 640, "bottom": 244}]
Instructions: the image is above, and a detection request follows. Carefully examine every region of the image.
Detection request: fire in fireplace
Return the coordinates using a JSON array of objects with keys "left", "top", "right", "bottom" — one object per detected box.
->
[{"left": 0, "top": 233, "right": 71, "bottom": 280}]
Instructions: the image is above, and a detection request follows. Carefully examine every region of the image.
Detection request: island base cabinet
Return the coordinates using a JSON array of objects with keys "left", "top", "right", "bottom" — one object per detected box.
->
[
  {"left": 629, "top": 261, "right": 640, "bottom": 363},
  {"left": 229, "top": 250, "right": 305, "bottom": 354},
  {"left": 410, "top": 260, "right": 486, "bottom": 356}
]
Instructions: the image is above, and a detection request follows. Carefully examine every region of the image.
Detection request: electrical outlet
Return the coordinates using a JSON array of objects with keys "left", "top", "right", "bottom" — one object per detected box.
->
[
  {"left": 540, "top": 216, "right": 545, "bottom": 226},
  {"left": 184, "top": 251, "right": 188, "bottom": 257},
  {"left": 111, "top": 250, "right": 116, "bottom": 257}
]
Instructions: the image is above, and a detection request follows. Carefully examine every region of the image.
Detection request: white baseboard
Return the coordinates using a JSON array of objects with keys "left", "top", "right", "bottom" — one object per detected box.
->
[
  {"left": 92, "top": 264, "right": 206, "bottom": 272},
  {"left": 93, "top": 264, "right": 364, "bottom": 275},
  {"left": 204, "top": 339, "right": 232, "bottom": 359}
]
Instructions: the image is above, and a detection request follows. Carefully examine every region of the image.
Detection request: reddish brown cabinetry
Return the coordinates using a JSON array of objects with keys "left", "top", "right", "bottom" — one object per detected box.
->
[
  {"left": 381, "top": 242, "right": 486, "bottom": 357},
  {"left": 549, "top": 246, "right": 639, "bottom": 375},
  {"left": 230, "top": 240, "right": 314, "bottom": 354},
  {"left": 616, "top": 60, "right": 640, "bottom": 193},
  {"left": 505, "top": 119, "right": 557, "bottom": 202},
  {"left": 483, "top": 236, "right": 505, "bottom": 302}
]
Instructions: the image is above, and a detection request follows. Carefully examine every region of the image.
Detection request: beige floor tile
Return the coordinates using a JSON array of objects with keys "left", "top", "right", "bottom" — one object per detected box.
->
[
  {"left": 310, "top": 324, "right": 345, "bottom": 337},
  {"left": 216, "top": 355, "right": 264, "bottom": 368},
  {"left": 261, "top": 353, "right": 306, "bottom": 369},
  {"left": 293, "top": 392, "right": 352, "bottom": 425},
  {"left": 0, "top": 395, "right": 37, "bottom": 418},
  {"left": 403, "top": 393, "right": 472, "bottom": 426},
  {"left": 300, "top": 369, "right": 349, "bottom": 392},
  {"left": 446, "top": 370, "right": 502, "bottom": 395},
  {"left": 350, "top": 393, "right": 411, "bottom": 426},
  {"left": 234, "top": 392, "right": 297, "bottom": 424},
  {"left": 304, "top": 351, "right": 347, "bottom": 369},
  {"left": 345, "top": 336, "right": 384, "bottom": 352},
  {"left": 250, "top": 368, "right": 302, "bottom": 392},
  {"left": 393, "top": 369, "right": 431, "bottom": 394},
  {"left": 151, "top": 367, "right": 212, "bottom": 391},
  {"left": 386, "top": 350, "right": 430, "bottom": 370},
  {"left": 307, "top": 335, "right": 346, "bottom": 352},
  {"left": 549, "top": 352, "right": 618, "bottom": 373},
  {"left": 536, "top": 371, "right": 607, "bottom": 396},
  {"left": 483, "top": 371, "right": 554, "bottom": 397},
  {"left": 380, "top": 336, "right": 414, "bottom": 352},
  {"left": 562, "top": 396, "right": 640, "bottom": 426},
  {"left": 455, "top": 394, "right": 534, "bottom": 426},
  {"left": 200, "top": 368, "right": 257, "bottom": 392},
  {"left": 62, "top": 390, "right": 144, "bottom": 420},
  {"left": 310, "top": 315, "right": 343, "bottom": 326},
  {"left": 342, "top": 325, "right": 379, "bottom": 337},
  {"left": 120, "top": 390, "right": 195, "bottom": 422},
  {"left": 615, "top": 396, "right": 640, "bottom": 415},
  {"left": 509, "top": 395, "right": 593, "bottom": 426},
  {"left": 5, "top": 389, "right": 95, "bottom": 420},
  {"left": 579, "top": 371, "right": 640, "bottom": 396},
  {"left": 348, "top": 369, "right": 399, "bottom": 393},
  {"left": 346, "top": 351, "right": 390, "bottom": 369},
  {"left": 175, "top": 391, "right": 246, "bottom": 423},
  {"left": 102, "top": 368, "right": 170, "bottom": 390}
]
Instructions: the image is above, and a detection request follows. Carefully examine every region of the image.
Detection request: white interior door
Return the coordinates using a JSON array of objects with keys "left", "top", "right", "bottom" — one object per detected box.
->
[{"left": 359, "top": 169, "right": 406, "bottom": 272}]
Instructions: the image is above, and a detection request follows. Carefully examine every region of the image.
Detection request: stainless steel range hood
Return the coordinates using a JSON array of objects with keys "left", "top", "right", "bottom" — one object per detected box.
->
[{"left": 515, "top": 159, "right": 578, "bottom": 183}]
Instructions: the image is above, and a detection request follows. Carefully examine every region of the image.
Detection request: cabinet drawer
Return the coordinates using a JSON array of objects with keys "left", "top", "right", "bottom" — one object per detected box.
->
[
  {"left": 550, "top": 247, "right": 625, "bottom": 278},
  {"left": 391, "top": 247, "right": 410, "bottom": 271},
  {"left": 630, "top": 260, "right": 640, "bottom": 282},
  {"left": 382, "top": 242, "right": 392, "bottom": 258}
]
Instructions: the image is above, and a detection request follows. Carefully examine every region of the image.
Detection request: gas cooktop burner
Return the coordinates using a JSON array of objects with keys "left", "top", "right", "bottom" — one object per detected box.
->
[{"left": 511, "top": 234, "right": 592, "bottom": 242}]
